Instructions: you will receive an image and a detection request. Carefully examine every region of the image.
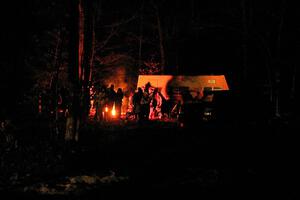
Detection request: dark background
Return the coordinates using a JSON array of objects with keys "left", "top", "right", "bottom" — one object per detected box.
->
[{"left": 1, "top": 0, "right": 300, "bottom": 119}]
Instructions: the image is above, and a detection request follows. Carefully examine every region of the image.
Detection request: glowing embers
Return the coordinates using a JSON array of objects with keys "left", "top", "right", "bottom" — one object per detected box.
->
[
  {"left": 203, "top": 112, "right": 212, "bottom": 116},
  {"left": 58, "top": 108, "right": 64, "bottom": 113}
]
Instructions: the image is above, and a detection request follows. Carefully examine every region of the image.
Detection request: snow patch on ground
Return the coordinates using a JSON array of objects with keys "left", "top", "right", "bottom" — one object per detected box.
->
[{"left": 23, "top": 171, "right": 129, "bottom": 195}]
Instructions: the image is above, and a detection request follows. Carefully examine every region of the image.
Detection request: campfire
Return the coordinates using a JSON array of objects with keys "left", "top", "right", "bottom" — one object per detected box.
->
[{"left": 111, "top": 102, "right": 116, "bottom": 117}]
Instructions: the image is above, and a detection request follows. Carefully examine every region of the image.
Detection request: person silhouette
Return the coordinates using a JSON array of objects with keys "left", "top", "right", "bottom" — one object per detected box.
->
[{"left": 116, "top": 88, "right": 124, "bottom": 118}]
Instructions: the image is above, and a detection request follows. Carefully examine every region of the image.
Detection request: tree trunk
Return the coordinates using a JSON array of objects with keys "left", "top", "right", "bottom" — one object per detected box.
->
[
  {"left": 65, "top": 0, "right": 96, "bottom": 141},
  {"left": 155, "top": 6, "right": 166, "bottom": 74},
  {"left": 78, "top": 0, "right": 85, "bottom": 82},
  {"left": 53, "top": 30, "right": 62, "bottom": 138},
  {"left": 274, "top": 0, "right": 286, "bottom": 118},
  {"left": 241, "top": 0, "right": 248, "bottom": 83},
  {"left": 138, "top": 3, "right": 144, "bottom": 69},
  {"left": 65, "top": 0, "right": 84, "bottom": 141},
  {"left": 81, "top": 0, "right": 96, "bottom": 124}
]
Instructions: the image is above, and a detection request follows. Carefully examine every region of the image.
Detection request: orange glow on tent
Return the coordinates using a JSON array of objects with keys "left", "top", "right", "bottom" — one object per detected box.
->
[
  {"left": 137, "top": 75, "right": 229, "bottom": 99},
  {"left": 137, "top": 75, "right": 173, "bottom": 99}
]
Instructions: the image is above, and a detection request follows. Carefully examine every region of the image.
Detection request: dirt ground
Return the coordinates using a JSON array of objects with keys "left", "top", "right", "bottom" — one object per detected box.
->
[{"left": 1, "top": 118, "right": 299, "bottom": 199}]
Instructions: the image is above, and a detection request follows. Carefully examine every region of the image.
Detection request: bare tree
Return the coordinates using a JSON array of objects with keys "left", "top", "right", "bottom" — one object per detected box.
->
[
  {"left": 53, "top": 29, "right": 63, "bottom": 137},
  {"left": 154, "top": 4, "right": 166, "bottom": 73},
  {"left": 241, "top": 0, "right": 248, "bottom": 83},
  {"left": 274, "top": 0, "right": 287, "bottom": 118},
  {"left": 65, "top": 0, "right": 81, "bottom": 141},
  {"left": 138, "top": 1, "right": 144, "bottom": 69}
]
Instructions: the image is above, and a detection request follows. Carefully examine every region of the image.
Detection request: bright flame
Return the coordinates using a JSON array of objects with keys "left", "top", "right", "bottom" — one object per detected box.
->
[
  {"left": 105, "top": 106, "right": 108, "bottom": 112},
  {"left": 111, "top": 102, "right": 116, "bottom": 117}
]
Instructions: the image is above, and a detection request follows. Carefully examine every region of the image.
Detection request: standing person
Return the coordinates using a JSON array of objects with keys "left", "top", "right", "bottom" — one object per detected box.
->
[
  {"left": 125, "top": 91, "right": 135, "bottom": 120},
  {"left": 194, "top": 90, "right": 203, "bottom": 102},
  {"left": 107, "top": 84, "right": 116, "bottom": 112},
  {"left": 92, "top": 85, "right": 106, "bottom": 121},
  {"left": 140, "top": 83, "right": 151, "bottom": 121},
  {"left": 133, "top": 88, "right": 143, "bottom": 121},
  {"left": 149, "top": 88, "right": 161, "bottom": 119},
  {"left": 93, "top": 90, "right": 101, "bottom": 121},
  {"left": 149, "top": 89, "right": 157, "bottom": 120},
  {"left": 171, "top": 100, "right": 182, "bottom": 119},
  {"left": 154, "top": 89, "right": 163, "bottom": 119},
  {"left": 98, "top": 86, "right": 107, "bottom": 121},
  {"left": 115, "top": 88, "right": 124, "bottom": 118}
]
